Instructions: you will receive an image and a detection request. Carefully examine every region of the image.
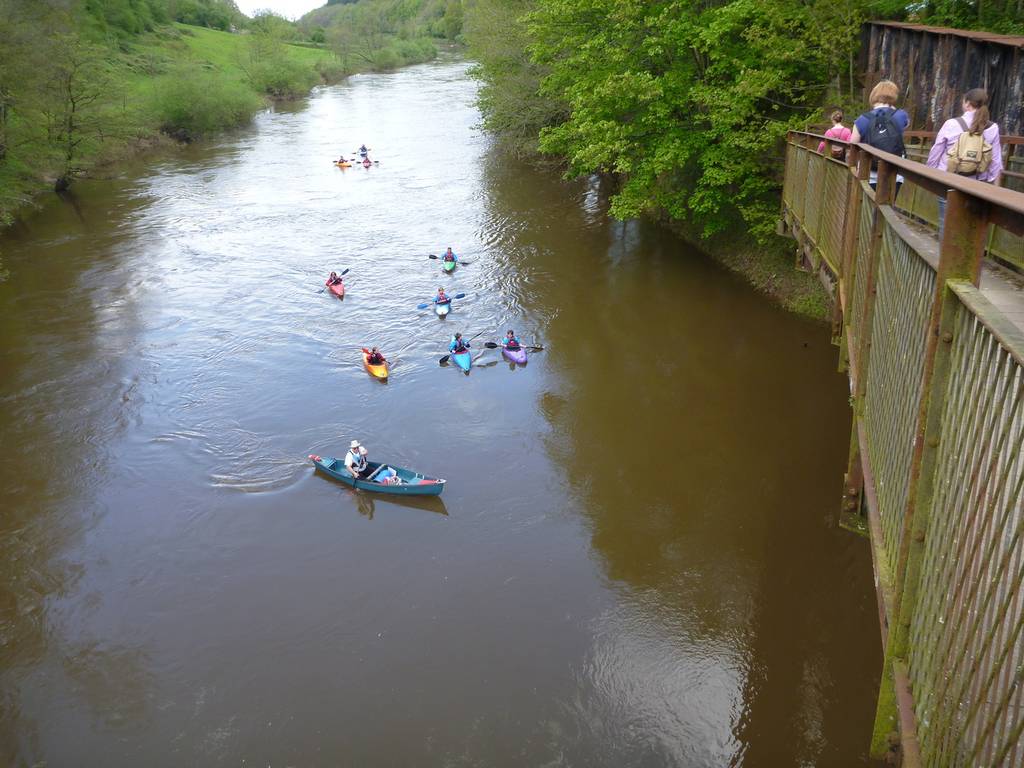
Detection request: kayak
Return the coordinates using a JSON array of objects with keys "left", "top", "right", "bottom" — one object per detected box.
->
[
  {"left": 442, "top": 259, "right": 457, "bottom": 273},
  {"left": 362, "top": 349, "right": 388, "bottom": 380},
  {"left": 435, "top": 300, "right": 451, "bottom": 317},
  {"left": 309, "top": 454, "right": 445, "bottom": 496},
  {"left": 326, "top": 279, "right": 345, "bottom": 298},
  {"left": 334, "top": 161, "right": 351, "bottom": 168},
  {"left": 452, "top": 348, "right": 472, "bottom": 372},
  {"left": 502, "top": 345, "right": 528, "bottom": 364}
]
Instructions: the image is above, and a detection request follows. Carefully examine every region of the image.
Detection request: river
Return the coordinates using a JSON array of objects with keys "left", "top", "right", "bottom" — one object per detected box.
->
[{"left": 0, "top": 58, "right": 881, "bottom": 766}]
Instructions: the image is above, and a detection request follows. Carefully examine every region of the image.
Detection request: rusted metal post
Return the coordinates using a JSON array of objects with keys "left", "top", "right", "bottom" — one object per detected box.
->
[
  {"left": 853, "top": 157, "right": 893, "bottom": 405},
  {"left": 890, "top": 190, "right": 989, "bottom": 638}
]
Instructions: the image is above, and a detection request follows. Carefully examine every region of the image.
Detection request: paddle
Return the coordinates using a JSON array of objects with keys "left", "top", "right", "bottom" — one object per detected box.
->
[
  {"left": 483, "top": 341, "right": 544, "bottom": 351},
  {"left": 417, "top": 292, "right": 465, "bottom": 310},
  {"left": 428, "top": 254, "right": 472, "bottom": 265},
  {"left": 318, "top": 267, "right": 350, "bottom": 292},
  {"left": 439, "top": 330, "right": 485, "bottom": 366}
]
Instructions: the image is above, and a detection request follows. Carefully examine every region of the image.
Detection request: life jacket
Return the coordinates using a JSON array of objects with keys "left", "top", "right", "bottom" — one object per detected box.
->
[
  {"left": 347, "top": 449, "right": 367, "bottom": 472},
  {"left": 505, "top": 338, "right": 520, "bottom": 349},
  {"left": 443, "top": 252, "right": 456, "bottom": 261},
  {"left": 328, "top": 276, "right": 341, "bottom": 285},
  {"left": 436, "top": 293, "right": 449, "bottom": 303},
  {"left": 451, "top": 339, "right": 468, "bottom": 353},
  {"left": 368, "top": 353, "right": 385, "bottom": 365}
]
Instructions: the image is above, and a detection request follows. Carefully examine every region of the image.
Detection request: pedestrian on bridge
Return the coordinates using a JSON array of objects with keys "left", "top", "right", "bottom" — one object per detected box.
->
[
  {"left": 851, "top": 80, "right": 909, "bottom": 198},
  {"left": 926, "top": 87, "right": 1002, "bottom": 241},
  {"left": 818, "top": 109, "right": 852, "bottom": 160}
]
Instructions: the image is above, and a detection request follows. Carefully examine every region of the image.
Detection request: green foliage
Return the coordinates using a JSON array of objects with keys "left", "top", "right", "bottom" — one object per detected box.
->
[
  {"left": 911, "top": 0, "right": 1024, "bottom": 33},
  {"left": 83, "top": 0, "right": 168, "bottom": 36},
  {"left": 300, "top": 0, "right": 460, "bottom": 45},
  {"left": 467, "top": 0, "right": 870, "bottom": 239},
  {"left": 167, "top": 0, "right": 240, "bottom": 31},
  {"left": 464, "top": 0, "right": 566, "bottom": 157},
  {"left": 147, "top": 65, "right": 261, "bottom": 139}
]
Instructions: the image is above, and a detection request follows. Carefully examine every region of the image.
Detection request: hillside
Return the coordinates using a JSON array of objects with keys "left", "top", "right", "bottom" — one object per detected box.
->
[{"left": 297, "top": 0, "right": 463, "bottom": 46}]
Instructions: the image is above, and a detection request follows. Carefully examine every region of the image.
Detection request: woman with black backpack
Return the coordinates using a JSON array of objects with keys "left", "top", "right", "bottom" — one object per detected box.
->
[
  {"left": 850, "top": 80, "right": 910, "bottom": 197},
  {"left": 926, "top": 88, "right": 1002, "bottom": 240}
]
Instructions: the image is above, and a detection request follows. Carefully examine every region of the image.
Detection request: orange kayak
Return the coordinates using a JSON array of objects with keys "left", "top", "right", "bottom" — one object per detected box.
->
[{"left": 362, "top": 348, "right": 388, "bottom": 380}]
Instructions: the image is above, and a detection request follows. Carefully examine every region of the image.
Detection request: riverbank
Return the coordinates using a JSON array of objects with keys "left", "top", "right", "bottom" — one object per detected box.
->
[{"left": 0, "top": 22, "right": 436, "bottom": 237}]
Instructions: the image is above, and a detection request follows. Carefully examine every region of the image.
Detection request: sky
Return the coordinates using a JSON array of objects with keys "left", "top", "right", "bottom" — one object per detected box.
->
[{"left": 235, "top": 0, "right": 325, "bottom": 20}]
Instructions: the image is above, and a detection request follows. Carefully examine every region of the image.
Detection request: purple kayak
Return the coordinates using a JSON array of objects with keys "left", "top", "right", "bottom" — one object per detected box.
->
[{"left": 502, "top": 345, "right": 528, "bottom": 364}]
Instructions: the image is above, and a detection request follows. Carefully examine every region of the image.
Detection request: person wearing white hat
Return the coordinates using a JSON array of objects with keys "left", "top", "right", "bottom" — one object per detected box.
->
[{"left": 344, "top": 439, "right": 370, "bottom": 478}]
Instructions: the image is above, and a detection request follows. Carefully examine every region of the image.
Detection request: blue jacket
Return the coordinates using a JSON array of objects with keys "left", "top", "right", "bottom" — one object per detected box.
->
[{"left": 449, "top": 337, "right": 469, "bottom": 353}]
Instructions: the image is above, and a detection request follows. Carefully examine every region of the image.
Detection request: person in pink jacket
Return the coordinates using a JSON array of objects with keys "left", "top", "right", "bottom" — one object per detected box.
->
[
  {"left": 926, "top": 88, "right": 1002, "bottom": 240},
  {"left": 818, "top": 109, "right": 852, "bottom": 159}
]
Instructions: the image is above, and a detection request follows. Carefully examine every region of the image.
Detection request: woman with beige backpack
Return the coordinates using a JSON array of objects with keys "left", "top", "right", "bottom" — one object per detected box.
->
[{"left": 926, "top": 88, "right": 1003, "bottom": 240}]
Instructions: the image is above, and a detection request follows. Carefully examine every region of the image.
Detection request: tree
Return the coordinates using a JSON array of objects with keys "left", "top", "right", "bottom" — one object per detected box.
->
[{"left": 37, "top": 31, "right": 119, "bottom": 191}]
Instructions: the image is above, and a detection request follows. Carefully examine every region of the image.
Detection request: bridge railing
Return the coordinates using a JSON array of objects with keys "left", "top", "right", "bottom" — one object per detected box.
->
[{"left": 781, "top": 131, "right": 1024, "bottom": 767}]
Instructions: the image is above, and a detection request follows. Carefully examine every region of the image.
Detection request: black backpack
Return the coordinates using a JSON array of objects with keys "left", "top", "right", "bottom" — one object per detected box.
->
[{"left": 865, "top": 109, "right": 905, "bottom": 158}]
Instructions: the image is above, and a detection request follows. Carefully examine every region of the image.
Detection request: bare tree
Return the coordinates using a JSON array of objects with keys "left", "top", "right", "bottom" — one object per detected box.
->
[{"left": 38, "top": 32, "right": 116, "bottom": 191}]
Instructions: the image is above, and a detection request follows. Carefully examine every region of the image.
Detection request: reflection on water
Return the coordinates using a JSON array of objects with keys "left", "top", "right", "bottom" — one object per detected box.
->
[{"left": 0, "top": 57, "right": 880, "bottom": 766}]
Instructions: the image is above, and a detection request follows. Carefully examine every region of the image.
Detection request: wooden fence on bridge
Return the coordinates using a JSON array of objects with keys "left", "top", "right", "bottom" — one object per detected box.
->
[{"left": 780, "top": 132, "right": 1024, "bottom": 766}]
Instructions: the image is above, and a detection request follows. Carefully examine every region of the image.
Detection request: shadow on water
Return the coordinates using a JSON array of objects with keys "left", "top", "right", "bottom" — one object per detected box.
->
[
  {"left": 0, "top": 180, "right": 158, "bottom": 763},
  {"left": 347, "top": 488, "right": 450, "bottom": 520},
  {"left": 477, "top": 152, "right": 883, "bottom": 765}
]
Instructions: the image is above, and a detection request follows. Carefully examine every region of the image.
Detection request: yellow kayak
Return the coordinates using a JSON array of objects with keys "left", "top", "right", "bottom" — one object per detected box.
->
[
  {"left": 362, "top": 348, "right": 388, "bottom": 380},
  {"left": 334, "top": 161, "right": 352, "bottom": 168}
]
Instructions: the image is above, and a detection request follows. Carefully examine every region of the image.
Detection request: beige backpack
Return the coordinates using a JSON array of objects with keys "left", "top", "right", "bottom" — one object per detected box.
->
[{"left": 946, "top": 116, "right": 992, "bottom": 175}]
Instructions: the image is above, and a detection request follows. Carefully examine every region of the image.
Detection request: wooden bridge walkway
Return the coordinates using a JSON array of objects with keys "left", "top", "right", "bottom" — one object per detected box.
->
[{"left": 780, "top": 131, "right": 1024, "bottom": 766}]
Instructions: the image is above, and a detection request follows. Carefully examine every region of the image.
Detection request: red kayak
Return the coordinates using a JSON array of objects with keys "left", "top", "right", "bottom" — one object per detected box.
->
[{"left": 326, "top": 278, "right": 345, "bottom": 298}]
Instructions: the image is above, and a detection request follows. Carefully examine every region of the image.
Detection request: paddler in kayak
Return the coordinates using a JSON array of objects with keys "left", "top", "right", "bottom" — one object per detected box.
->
[
  {"left": 434, "top": 287, "right": 450, "bottom": 305},
  {"left": 366, "top": 346, "right": 387, "bottom": 366},
  {"left": 501, "top": 330, "right": 521, "bottom": 350},
  {"left": 344, "top": 439, "right": 371, "bottom": 478},
  {"left": 442, "top": 247, "right": 457, "bottom": 264},
  {"left": 358, "top": 144, "right": 369, "bottom": 157},
  {"left": 327, "top": 271, "right": 344, "bottom": 287},
  {"left": 449, "top": 332, "right": 470, "bottom": 354}
]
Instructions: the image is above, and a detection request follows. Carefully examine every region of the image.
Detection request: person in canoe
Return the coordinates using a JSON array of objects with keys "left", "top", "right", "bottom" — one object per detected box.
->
[
  {"left": 327, "top": 271, "right": 344, "bottom": 287},
  {"left": 435, "top": 287, "right": 450, "bottom": 305},
  {"left": 367, "top": 346, "right": 387, "bottom": 366},
  {"left": 501, "top": 330, "right": 521, "bottom": 350},
  {"left": 449, "top": 332, "right": 470, "bottom": 354},
  {"left": 442, "top": 247, "right": 457, "bottom": 264},
  {"left": 344, "top": 439, "right": 371, "bottom": 479}
]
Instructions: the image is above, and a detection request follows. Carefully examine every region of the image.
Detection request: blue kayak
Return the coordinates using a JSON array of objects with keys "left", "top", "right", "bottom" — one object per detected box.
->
[
  {"left": 309, "top": 454, "right": 445, "bottom": 496},
  {"left": 452, "top": 349, "right": 472, "bottom": 372}
]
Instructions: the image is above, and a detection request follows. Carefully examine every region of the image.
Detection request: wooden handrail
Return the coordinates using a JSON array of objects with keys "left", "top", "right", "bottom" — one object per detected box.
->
[{"left": 787, "top": 130, "right": 1024, "bottom": 236}]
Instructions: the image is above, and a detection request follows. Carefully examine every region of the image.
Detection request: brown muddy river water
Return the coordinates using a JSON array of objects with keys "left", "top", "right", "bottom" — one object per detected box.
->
[{"left": 0, "top": 58, "right": 881, "bottom": 766}]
